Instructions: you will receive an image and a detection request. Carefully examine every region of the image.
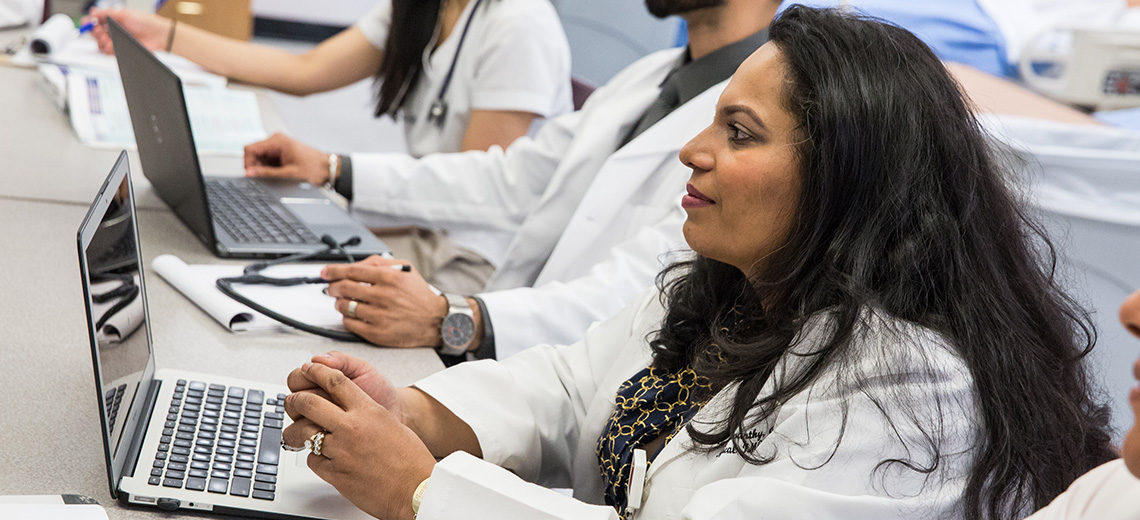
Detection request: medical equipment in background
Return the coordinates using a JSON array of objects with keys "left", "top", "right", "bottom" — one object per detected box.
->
[{"left": 1021, "top": 26, "right": 1140, "bottom": 110}]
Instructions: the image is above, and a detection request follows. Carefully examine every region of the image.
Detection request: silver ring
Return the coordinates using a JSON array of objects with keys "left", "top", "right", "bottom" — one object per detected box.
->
[
  {"left": 281, "top": 437, "right": 309, "bottom": 452},
  {"left": 346, "top": 300, "right": 358, "bottom": 319}
]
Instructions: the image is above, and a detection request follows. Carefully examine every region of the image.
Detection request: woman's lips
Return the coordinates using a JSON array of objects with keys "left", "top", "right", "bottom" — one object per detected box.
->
[
  {"left": 1131, "top": 360, "right": 1140, "bottom": 406},
  {"left": 682, "top": 183, "right": 715, "bottom": 209}
]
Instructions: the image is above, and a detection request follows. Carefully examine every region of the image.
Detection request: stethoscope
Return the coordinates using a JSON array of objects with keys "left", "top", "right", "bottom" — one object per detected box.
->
[
  {"left": 215, "top": 235, "right": 367, "bottom": 342},
  {"left": 426, "top": 0, "right": 486, "bottom": 127},
  {"left": 91, "top": 273, "right": 140, "bottom": 331}
]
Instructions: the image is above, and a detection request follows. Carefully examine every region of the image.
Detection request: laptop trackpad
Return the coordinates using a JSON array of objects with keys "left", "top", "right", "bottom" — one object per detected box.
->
[{"left": 284, "top": 200, "right": 348, "bottom": 225}]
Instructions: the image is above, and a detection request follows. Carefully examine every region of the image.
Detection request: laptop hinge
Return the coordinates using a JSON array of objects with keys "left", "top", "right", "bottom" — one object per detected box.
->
[{"left": 122, "top": 378, "right": 162, "bottom": 479}]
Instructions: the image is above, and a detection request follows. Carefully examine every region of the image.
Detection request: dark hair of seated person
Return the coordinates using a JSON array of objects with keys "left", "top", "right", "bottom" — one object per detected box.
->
[
  {"left": 650, "top": 6, "right": 1117, "bottom": 520},
  {"left": 372, "top": 0, "right": 446, "bottom": 117}
]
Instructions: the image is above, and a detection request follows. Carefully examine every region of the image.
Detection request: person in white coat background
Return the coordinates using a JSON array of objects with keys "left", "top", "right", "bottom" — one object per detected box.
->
[
  {"left": 277, "top": 8, "right": 1115, "bottom": 520},
  {"left": 248, "top": 0, "right": 784, "bottom": 361},
  {"left": 86, "top": 0, "right": 573, "bottom": 156}
]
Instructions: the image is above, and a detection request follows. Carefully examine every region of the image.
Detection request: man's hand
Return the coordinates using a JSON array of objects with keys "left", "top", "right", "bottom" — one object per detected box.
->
[
  {"left": 322, "top": 256, "right": 449, "bottom": 348},
  {"left": 244, "top": 133, "right": 330, "bottom": 186}
]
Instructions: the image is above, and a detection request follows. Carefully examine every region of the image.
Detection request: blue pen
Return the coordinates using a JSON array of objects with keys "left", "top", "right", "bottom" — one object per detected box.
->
[{"left": 78, "top": 22, "right": 96, "bottom": 35}]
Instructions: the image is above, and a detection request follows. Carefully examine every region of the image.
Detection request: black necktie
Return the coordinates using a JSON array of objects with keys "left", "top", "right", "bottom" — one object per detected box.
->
[{"left": 619, "top": 73, "right": 681, "bottom": 148}]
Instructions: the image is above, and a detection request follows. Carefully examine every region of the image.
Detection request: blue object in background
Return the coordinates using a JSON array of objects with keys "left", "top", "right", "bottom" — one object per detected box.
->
[
  {"left": 1095, "top": 108, "right": 1140, "bottom": 131},
  {"left": 675, "top": 19, "right": 687, "bottom": 48},
  {"left": 779, "top": 1, "right": 1014, "bottom": 78}
]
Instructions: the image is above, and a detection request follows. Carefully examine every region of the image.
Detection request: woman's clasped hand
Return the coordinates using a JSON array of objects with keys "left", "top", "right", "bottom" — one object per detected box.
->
[{"left": 282, "top": 353, "right": 433, "bottom": 520}]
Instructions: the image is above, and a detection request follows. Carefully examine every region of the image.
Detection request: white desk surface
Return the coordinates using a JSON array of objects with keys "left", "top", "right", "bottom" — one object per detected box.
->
[
  {"left": 0, "top": 36, "right": 443, "bottom": 518},
  {"left": 0, "top": 59, "right": 284, "bottom": 210}
]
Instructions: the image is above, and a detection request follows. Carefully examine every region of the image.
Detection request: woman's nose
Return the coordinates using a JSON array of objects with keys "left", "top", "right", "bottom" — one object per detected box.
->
[
  {"left": 1119, "top": 289, "right": 1140, "bottom": 339},
  {"left": 679, "top": 126, "right": 714, "bottom": 173}
]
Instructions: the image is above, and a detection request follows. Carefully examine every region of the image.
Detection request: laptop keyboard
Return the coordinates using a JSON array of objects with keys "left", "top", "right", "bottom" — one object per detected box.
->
[
  {"left": 104, "top": 383, "right": 127, "bottom": 433},
  {"left": 205, "top": 178, "right": 319, "bottom": 245},
  {"left": 148, "top": 379, "right": 284, "bottom": 501}
]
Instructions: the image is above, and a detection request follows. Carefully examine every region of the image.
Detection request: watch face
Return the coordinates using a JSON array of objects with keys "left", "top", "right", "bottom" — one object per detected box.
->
[{"left": 442, "top": 312, "right": 475, "bottom": 348}]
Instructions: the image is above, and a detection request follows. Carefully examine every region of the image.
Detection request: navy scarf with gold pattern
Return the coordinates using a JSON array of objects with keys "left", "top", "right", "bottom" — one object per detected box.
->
[{"left": 596, "top": 365, "right": 713, "bottom": 515}]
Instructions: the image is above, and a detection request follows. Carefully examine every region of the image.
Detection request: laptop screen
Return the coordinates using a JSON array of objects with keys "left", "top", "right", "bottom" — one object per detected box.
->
[
  {"left": 78, "top": 152, "right": 157, "bottom": 494},
  {"left": 107, "top": 17, "right": 217, "bottom": 250}
]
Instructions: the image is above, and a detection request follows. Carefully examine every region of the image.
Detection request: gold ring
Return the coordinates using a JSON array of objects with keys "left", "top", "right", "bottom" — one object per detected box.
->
[
  {"left": 310, "top": 430, "right": 326, "bottom": 457},
  {"left": 346, "top": 300, "right": 358, "bottom": 319}
]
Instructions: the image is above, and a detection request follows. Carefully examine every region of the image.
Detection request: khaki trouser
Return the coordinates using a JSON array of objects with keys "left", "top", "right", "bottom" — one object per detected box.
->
[{"left": 370, "top": 227, "right": 495, "bottom": 295}]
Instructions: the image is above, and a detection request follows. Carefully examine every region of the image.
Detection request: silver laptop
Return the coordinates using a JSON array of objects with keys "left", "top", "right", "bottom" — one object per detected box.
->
[
  {"left": 78, "top": 151, "right": 369, "bottom": 519},
  {"left": 108, "top": 17, "right": 388, "bottom": 260}
]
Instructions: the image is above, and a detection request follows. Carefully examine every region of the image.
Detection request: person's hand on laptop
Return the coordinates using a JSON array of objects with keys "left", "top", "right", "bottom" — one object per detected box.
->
[
  {"left": 283, "top": 362, "right": 435, "bottom": 520},
  {"left": 286, "top": 351, "right": 402, "bottom": 414},
  {"left": 322, "top": 255, "right": 451, "bottom": 348},
  {"left": 244, "top": 132, "right": 331, "bottom": 186}
]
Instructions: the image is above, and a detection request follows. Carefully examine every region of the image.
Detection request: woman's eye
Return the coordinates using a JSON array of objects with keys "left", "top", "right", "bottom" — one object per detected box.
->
[{"left": 728, "top": 124, "right": 751, "bottom": 142}]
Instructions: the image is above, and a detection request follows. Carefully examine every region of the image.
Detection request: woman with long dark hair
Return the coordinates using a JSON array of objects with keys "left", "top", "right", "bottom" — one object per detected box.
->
[
  {"left": 274, "top": 7, "right": 1114, "bottom": 520},
  {"left": 87, "top": 0, "right": 572, "bottom": 156}
]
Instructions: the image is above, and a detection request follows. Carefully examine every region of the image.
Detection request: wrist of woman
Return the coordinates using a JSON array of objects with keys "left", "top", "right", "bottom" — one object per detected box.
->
[
  {"left": 394, "top": 387, "right": 425, "bottom": 435},
  {"left": 410, "top": 476, "right": 431, "bottom": 518}
]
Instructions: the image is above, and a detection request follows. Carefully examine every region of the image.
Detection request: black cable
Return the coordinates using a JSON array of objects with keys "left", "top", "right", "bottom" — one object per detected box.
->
[
  {"left": 91, "top": 273, "right": 140, "bottom": 331},
  {"left": 214, "top": 235, "right": 366, "bottom": 342},
  {"left": 216, "top": 277, "right": 362, "bottom": 342}
]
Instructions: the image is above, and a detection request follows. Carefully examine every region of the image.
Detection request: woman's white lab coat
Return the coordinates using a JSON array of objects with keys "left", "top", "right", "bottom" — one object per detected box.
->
[
  {"left": 349, "top": 48, "right": 720, "bottom": 358},
  {"left": 414, "top": 290, "right": 979, "bottom": 520}
]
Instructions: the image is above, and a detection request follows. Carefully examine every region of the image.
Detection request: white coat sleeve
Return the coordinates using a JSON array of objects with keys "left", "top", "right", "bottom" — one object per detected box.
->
[
  {"left": 349, "top": 108, "right": 580, "bottom": 232},
  {"left": 417, "top": 452, "right": 619, "bottom": 520},
  {"left": 346, "top": 47, "right": 645, "bottom": 231},
  {"left": 413, "top": 290, "right": 658, "bottom": 474},
  {"left": 478, "top": 201, "right": 689, "bottom": 359},
  {"left": 353, "top": 0, "right": 392, "bottom": 50}
]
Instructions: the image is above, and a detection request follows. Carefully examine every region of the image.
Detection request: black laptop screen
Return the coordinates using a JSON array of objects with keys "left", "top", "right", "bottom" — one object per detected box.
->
[
  {"left": 79, "top": 153, "right": 156, "bottom": 491},
  {"left": 108, "top": 17, "right": 216, "bottom": 250}
]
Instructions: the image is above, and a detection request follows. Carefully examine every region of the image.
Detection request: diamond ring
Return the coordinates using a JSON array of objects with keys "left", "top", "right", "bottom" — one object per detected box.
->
[{"left": 310, "top": 431, "right": 326, "bottom": 457}]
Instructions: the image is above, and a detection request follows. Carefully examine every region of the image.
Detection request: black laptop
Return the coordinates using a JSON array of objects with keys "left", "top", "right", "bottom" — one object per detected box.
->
[{"left": 108, "top": 18, "right": 388, "bottom": 260}]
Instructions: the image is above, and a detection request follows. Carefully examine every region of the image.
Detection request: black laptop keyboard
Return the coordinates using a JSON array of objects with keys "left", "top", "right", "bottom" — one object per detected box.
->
[
  {"left": 205, "top": 178, "right": 319, "bottom": 245},
  {"left": 148, "top": 379, "right": 285, "bottom": 501},
  {"left": 104, "top": 383, "right": 127, "bottom": 433}
]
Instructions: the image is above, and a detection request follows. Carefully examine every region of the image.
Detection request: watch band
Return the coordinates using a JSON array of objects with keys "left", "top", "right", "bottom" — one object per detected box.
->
[
  {"left": 438, "top": 294, "right": 474, "bottom": 357},
  {"left": 335, "top": 154, "right": 353, "bottom": 200},
  {"left": 470, "top": 295, "right": 495, "bottom": 360}
]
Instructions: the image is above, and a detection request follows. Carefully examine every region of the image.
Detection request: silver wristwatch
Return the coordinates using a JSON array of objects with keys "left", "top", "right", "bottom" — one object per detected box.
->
[{"left": 439, "top": 294, "right": 475, "bottom": 356}]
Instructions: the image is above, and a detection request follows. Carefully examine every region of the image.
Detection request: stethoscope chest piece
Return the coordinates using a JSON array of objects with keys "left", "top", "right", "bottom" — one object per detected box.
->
[{"left": 427, "top": 100, "right": 449, "bottom": 126}]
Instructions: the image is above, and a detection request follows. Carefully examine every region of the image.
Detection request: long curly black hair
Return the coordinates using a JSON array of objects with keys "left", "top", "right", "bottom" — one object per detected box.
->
[{"left": 650, "top": 6, "right": 1116, "bottom": 520}]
